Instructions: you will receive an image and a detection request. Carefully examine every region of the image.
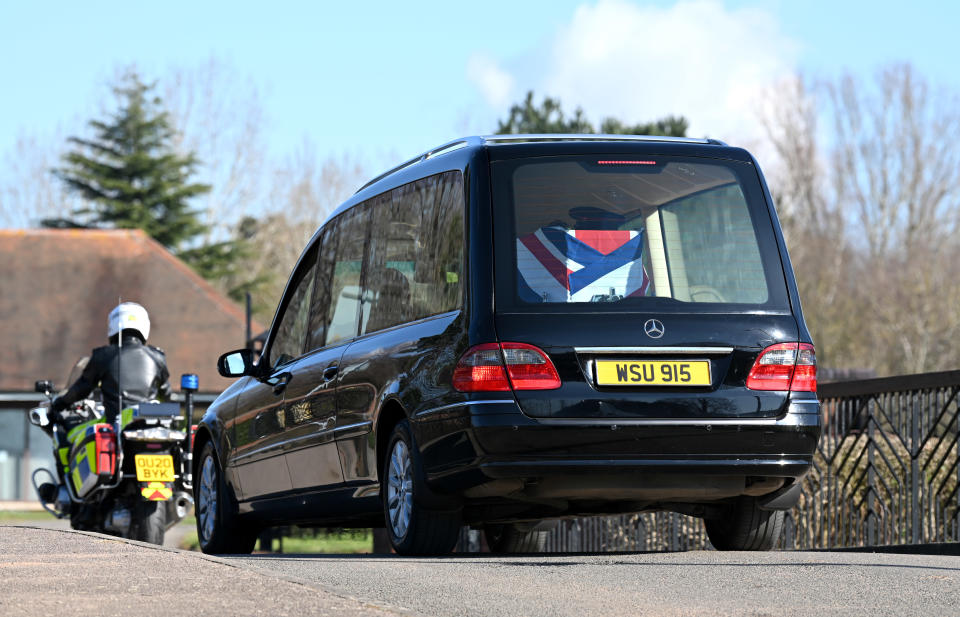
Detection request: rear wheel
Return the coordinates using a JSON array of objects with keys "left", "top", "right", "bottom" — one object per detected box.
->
[
  {"left": 383, "top": 420, "right": 460, "bottom": 555},
  {"left": 484, "top": 523, "right": 548, "bottom": 554},
  {"left": 130, "top": 500, "right": 166, "bottom": 545},
  {"left": 705, "top": 496, "right": 784, "bottom": 551},
  {"left": 195, "top": 442, "right": 257, "bottom": 554}
]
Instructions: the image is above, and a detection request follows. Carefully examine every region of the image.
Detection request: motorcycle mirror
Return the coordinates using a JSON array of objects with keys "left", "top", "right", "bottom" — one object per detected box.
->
[
  {"left": 29, "top": 406, "right": 50, "bottom": 427},
  {"left": 34, "top": 380, "right": 54, "bottom": 395},
  {"left": 217, "top": 349, "right": 254, "bottom": 378}
]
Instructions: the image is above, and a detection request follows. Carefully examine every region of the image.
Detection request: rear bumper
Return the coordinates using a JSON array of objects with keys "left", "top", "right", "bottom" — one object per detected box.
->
[{"left": 416, "top": 397, "right": 820, "bottom": 501}]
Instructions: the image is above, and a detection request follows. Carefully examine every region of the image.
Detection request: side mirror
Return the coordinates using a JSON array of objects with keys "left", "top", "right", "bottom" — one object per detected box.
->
[
  {"left": 34, "top": 380, "right": 54, "bottom": 395},
  {"left": 29, "top": 406, "right": 50, "bottom": 427},
  {"left": 217, "top": 349, "right": 255, "bottom": 378}
]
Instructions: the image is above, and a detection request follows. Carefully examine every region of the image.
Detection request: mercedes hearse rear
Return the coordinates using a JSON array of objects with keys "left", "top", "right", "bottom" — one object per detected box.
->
[{"left": 440, "top": 137, "right": 820, "bottom": 551}]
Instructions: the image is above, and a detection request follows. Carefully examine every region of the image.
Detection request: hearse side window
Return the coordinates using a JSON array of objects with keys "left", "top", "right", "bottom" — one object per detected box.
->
[
  {"left": 270, "top": 245, "right": 318, "bottom": 367},
  {"left": 325, "top": 204, "right": 370, "bottom": 345},
  {"left": 361, "top": 171, "right": 464, "bottom": 335},
  {"left": 305, "top": 227, "right": 337, "bottom": 350},
  {"left": 429, "top": 172, "right": 465, "bottom": 312},
  {"left": 363, "top": 187, "right": 420, "bottom": 333}
]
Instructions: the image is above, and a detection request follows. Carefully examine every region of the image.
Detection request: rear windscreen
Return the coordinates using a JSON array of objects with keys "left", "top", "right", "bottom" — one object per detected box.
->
[{"left": 492, "top": 155, "right": 789, "bottom": 311}]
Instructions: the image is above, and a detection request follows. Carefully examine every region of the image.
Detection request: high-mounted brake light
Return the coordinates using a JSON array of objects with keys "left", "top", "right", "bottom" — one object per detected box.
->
[
  {"left": 596, "top": 160, "right": 657, "bottom": 165},
  {"left": 746, "top": 343, "right": 817, "bottom": 393},
  {"left": 453, "top": 342, "right": 561, "bottom": 392}
]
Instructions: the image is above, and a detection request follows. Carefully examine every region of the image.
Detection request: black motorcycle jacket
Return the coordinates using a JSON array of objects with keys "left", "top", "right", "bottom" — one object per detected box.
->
[{"left": 53, "top": 334, "right": 170, "bottom": 422}]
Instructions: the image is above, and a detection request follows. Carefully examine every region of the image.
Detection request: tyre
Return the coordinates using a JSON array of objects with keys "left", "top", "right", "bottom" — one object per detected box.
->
[
  {"left": 382, "top": 420, "right": 460, "bottom": 555},
  {"left": 484, "top": 523, "right": 548, "bottom": 554},
  {"left": 195, "top": 442, "right": 258, "bottom": 554},
  {"left": 705, "top": 496, "right": 785, "bottom": 551},
  {"left": 130, "top": 500, "right": 166, "bottom": 545}
]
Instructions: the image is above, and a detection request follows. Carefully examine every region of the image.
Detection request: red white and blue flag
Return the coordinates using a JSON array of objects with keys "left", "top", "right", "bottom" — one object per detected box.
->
[{"left": 516, "top": 227, "right": 650, "bottom": 302}]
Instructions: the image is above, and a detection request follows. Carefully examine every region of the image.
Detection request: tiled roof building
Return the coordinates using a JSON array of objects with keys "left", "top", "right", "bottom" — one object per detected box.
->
[{"left": 0, "top": 228, "right": 254, "bottom": 392}]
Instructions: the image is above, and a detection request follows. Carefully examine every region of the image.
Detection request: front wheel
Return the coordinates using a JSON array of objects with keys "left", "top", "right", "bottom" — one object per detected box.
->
[
  {"left": 382, "top": 420, "right": 460, "bottom": 555},
  {"left": 195, "top": 442, "right": 257, "bottom": 554},
  {"left": 705, "top": 496, "right": 784, "bottom": 551},
  {"left": 130, "top": 500, "right": 166, "bottom": 545}
]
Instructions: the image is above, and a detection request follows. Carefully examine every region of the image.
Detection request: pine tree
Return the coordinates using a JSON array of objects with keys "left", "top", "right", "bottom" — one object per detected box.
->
[
  {"left": 600, "top": 115, "right": 688, "bottom": 137},
  {"left": 496, "top": 91, "right": 594, "bottom": 134},
  {"left": 53, "top": 72, "right": 210, "bottom": 251},
  {"left": 496, "top": 90, "right": 688, "bottom": 137}
]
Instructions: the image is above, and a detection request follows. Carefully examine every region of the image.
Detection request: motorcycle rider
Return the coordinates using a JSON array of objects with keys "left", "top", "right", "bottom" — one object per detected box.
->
[{"left": 50, "top": 302, "right": 171, "bottom": 427}]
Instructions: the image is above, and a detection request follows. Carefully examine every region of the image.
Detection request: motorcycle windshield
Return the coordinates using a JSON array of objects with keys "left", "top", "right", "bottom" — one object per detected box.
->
[{"left": 62, "top": 356, "right": 90, "bottom": 396}]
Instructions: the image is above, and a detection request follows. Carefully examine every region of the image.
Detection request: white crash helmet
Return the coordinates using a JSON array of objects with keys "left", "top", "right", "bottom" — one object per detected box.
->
[{"left": 107, "top": 302, "right": 151, "bottom": 341}]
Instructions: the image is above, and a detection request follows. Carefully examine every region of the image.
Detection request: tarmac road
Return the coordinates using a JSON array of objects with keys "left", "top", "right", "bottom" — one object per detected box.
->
[
  {"left": 4, "top": 525, "right": 960, "bottom": 617},
  {"left": 230, "top": 549, "right": 960, "bottom": 617}
]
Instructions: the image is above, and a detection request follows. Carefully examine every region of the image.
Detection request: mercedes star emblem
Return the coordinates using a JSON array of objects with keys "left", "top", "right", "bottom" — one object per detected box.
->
[{"left": 644, "top": 319, "right": 665, "bottom": 339}]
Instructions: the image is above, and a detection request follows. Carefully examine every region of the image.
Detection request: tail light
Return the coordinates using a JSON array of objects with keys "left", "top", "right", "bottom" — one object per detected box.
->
[
  {"left": 501, "top": 343, "right": 563, "bottom": 390},
  {"left": 94, "top": 424, "right": 117, "bottom": 477},
  {"left": 746, "top": 343, "right": 817, "bottom": 392},
  {"left": 453, "top": 342, "right": 561, "bottom": 392},
  {"left": 453, "top": 344, "right": 510, "bottom": 391}
]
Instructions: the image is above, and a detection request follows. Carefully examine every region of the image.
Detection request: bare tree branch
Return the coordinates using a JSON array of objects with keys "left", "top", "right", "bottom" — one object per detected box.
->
[
  {"left": 765, "top": 64, "right": 960, "bottom": 376},
  {"left": 162, "top": 56, "right": 267, "bottom": 243},
  {"left": 0, "top": 131, "right": 79, "bottom": 228}
]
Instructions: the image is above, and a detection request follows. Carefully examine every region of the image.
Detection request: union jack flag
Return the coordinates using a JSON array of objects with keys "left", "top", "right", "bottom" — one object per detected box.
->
[{"left": 516, "top": 226, "right": 650, "bottom": 303}]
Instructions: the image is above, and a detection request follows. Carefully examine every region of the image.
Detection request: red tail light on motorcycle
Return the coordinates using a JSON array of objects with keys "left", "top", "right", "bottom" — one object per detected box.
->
[
  {"left": 94, "top": 424, "right": 117, "bottom": 478},
  {"left": 453, "top": 342, "right": 561, "bottom": 392},
  {"left": 746, "top": 343, "right": 817, "bottom": 392}
]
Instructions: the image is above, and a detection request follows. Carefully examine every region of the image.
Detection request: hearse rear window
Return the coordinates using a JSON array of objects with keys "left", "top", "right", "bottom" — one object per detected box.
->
[{"left": 493, "top": 156, "right": 789, "bottom": 310}]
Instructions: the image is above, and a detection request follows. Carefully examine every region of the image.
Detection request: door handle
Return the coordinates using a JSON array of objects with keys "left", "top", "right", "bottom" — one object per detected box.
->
[
  {"left": 272, "top": 372, "right": 293, "bottom": 395},
  {"left": 323, "top": 365, "right": 339, "bottom": 382}
]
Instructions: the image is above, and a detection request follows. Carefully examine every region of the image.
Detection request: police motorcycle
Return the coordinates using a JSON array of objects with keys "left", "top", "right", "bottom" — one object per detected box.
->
[{"left": 28, "top": 372, "right": 201, "bottom": 546}]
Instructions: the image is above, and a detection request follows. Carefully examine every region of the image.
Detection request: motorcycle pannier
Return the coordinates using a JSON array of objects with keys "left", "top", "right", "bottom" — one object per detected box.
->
[
  {"left": 69, "top": 423, "right": 117, "bottom": 498},
  {"left": 94, "top": 424, "right": 117, "bottom": 479}
]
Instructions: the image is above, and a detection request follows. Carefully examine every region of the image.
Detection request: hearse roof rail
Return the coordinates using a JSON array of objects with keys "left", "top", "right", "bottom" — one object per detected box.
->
[
  {"left": 354, "top": 134, "right": 728, "bottom": 194},
  {"left": 483, "top": 134, "right": 719, "bottom": 145},
  {"left": 355, "top": 137, "right": 482, "bottom": 193}
]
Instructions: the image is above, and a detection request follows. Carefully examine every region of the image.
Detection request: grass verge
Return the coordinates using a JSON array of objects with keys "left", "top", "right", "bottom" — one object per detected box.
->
[
  {"left": 0, "top": 510, "right": 55, "bottom": 522},
  {"left": 179, "top": 527, "right": 373, "bottom": 554}
]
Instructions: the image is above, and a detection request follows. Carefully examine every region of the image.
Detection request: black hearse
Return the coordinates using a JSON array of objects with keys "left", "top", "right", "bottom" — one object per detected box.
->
[{"left": 194, "top": 135, "right": 820, "bottom": 555}]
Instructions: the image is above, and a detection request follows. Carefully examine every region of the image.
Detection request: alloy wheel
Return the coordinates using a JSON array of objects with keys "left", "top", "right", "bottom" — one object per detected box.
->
[
  {"left": 386, "top": 439, "right": 413, "bottom": 539},
  {"left": 197, "top": 455, "right": 218, "bottom": 544}
]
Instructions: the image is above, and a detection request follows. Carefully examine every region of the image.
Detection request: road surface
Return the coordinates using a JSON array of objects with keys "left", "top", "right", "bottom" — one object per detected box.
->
[
  {"left": 3, "top": 526, "right": 960, "bottom": 616},
  {"left": 232, "top": 548, "right": 960, "bottom": 616}
]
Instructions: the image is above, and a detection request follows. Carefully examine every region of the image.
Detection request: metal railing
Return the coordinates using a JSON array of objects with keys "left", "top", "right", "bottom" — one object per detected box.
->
[
  {"left": 785, "top": 370, "right": 960, "bottom": 549},
  {"left": 520, "top": 371, "right": 960, "bottom": 552}
]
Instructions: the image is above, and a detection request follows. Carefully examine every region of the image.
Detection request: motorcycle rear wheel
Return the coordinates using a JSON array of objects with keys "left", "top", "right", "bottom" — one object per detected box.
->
[{"left": 130, "top": 500, "right": 166, "bottom": 545}]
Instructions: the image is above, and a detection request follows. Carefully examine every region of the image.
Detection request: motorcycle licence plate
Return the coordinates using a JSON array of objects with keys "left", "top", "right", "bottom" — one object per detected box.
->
[{"left": 134, "top": 454, "right": 175, "bottom": 482}]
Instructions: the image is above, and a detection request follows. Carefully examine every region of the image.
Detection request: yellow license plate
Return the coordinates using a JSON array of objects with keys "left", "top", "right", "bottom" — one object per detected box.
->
[
  {"left": 596, "top": 360, "right": 711, "bottom": 386},
  {"left": 134, "top": 454, "right": 175, "bottom": 482}
]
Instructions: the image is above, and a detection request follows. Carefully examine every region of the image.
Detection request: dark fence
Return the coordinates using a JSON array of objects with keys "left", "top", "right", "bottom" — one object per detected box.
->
[
  {"left": 786, "top": 370, "right": 960, "bottom": 549},
  {"left": 525, "top": 371, "right": 960, "bottom": 552}
]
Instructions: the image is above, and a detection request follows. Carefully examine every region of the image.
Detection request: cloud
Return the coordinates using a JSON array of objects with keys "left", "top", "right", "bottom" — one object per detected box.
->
[
  {"left": 467, "top": 53, "right": 516, "bottom": 109},
  {"left": 470, "top": 0, "right": 799, "bottom": 152}
]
